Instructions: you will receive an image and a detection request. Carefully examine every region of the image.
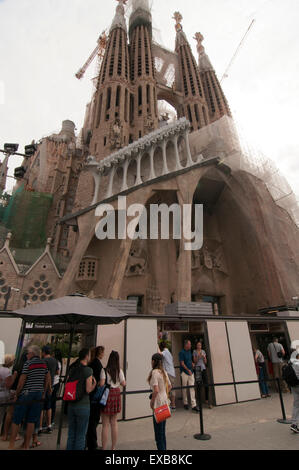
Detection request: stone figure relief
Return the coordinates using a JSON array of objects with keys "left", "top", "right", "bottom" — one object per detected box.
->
[
  {"left": 125, "top": 240, "right": 147, "bottom": 276},
  {"left": 144, "top": 115, "right": 155, "bottom": 133},
  {"left": 109, "top": 118, "right": 123, "bottom": 150},
  {"left": 192, "top": 242, "right": 227, "bottom": 274}
]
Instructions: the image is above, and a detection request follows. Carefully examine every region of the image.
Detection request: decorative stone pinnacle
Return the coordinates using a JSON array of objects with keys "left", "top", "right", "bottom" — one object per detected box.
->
[
  {"left": 173, "top": 11, "right": 183, "bottom": 32},
  {"left": 194, "top": 32, "right": 205, "bottom": 53},
  {"left": 111, "top": 0, "right": 127, "bottom": 31}
]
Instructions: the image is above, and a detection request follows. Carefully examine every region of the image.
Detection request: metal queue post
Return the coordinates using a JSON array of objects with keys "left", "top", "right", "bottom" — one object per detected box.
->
[{"left": 193, "top": 365, "right": 211, "bottom": 441}]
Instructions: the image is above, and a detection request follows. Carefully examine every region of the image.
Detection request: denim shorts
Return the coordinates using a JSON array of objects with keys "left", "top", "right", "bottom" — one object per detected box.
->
[{"left": 13, "top": 391, "right": 43, "bottom": 425}]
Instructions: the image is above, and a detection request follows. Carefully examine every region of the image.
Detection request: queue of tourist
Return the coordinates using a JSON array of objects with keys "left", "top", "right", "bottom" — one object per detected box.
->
[{"left": 1, "top": 336, "right": 299, "bottom": 451}]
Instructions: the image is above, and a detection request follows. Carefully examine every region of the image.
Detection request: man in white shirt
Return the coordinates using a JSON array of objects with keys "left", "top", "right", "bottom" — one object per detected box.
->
[
  {"left": 160, "top": 342, "right": 176, "bottom": 410},
  {"left": 267, "top": 338, "right": 288, "bottom": 392}
]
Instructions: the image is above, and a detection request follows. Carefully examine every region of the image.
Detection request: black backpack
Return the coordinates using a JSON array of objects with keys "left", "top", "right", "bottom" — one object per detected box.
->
[{"left": 282, "top": 363, "right": 299, "bottom": 388}]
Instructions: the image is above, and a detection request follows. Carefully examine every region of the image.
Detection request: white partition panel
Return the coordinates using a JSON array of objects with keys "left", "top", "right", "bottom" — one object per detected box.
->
[
  {"left": 226, "top": 321, "right": 260, "bottom": 402},
  {"left": 125, "top": 319, "right": 157, "bottom": 420},
  {"left": 0, "top": 318, "right": 22, "bottom": 355},
  {"left": 97, "top": 322, "right": 125, "bottom": 369},
  {"left": 206, "top": 321, "right": 236, "bottom": 405},
  {"left": 286, "top": 321, "right": 299, "bottom": 343}
]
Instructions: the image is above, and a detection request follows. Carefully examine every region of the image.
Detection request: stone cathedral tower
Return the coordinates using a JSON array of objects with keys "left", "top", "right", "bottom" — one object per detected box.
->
[
  {"left": 85, "top": 0, "right": 234, "bottom": 168},
  {"left": 5, "top": 0, "right": 295, "bottom": 318}
]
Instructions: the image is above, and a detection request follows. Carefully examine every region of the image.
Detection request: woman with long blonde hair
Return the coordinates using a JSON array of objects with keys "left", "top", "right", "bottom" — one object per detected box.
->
[{"left": 148, "top": 353, "right": 171, "bottom": 451}]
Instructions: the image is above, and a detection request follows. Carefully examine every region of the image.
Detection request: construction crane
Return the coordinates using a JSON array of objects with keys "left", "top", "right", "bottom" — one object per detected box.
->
[
  {"left": 75, "top": 31, "right": 108, "bottom": 80},
  {"left": 220, "top": 19, "right": 256, "bottom": 83}
]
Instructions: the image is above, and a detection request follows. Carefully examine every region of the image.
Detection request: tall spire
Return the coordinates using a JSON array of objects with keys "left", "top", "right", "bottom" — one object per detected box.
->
[
  {"left": 173, "top": 11, "right": 188, "bottom": 49},
  {"left": 173, "top": 13, "right": 209, "bottom": 132},
  {"left": 194, "top": 32, "right": 231, "bottom": 122},
  {"left": 194, "top": 32, "right": 213, "bottom": 72},
  {"left": 129, "top": 0, "right": 152, "bottom": 38},
  {"left": 111, "top": 0, "right": 127, "bottom": 32}
]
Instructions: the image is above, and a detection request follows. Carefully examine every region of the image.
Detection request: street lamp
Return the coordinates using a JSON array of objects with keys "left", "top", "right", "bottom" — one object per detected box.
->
[
  {"left": 0, "top": 142, "right": 37, "bottom": 189},
  {"left": 4, "top": 286, "right": 20, "bottom": 311}
]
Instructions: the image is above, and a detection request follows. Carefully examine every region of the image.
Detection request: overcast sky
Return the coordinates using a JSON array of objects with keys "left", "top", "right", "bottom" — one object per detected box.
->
[{"left": 0, "top": 0, "right": 298, "bottom": 197}]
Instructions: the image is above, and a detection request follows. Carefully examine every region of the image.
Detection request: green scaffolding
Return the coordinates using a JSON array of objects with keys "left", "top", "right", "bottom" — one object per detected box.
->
[{"left": 0, "top": 185, "right": 53, "bottom": 249}]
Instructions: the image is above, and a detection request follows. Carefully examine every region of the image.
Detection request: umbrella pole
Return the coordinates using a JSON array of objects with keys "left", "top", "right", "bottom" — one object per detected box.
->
[
  {"left": 56, "top": 325, "right": 75, "bottom": 450},
  {"left": 15, "top": 319, "right": 26, "bottom": 365}
]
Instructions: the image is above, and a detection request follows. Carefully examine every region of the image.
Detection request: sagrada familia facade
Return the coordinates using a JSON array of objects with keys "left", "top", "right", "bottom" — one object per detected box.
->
[{"left": 1, "top": 0, "right": 299, "bottom": 317}]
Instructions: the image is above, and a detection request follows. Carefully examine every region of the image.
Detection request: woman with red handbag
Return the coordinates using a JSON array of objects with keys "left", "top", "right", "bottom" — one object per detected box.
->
[{"left": 148, "top": 353, "right": 172, "bottom": 451}]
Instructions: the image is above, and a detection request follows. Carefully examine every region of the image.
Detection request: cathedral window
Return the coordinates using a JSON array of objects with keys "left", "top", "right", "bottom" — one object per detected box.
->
[
  {"left": 130, "top": 94, "right": 134, "bottom": 123},
  {"left": 144, "top": 31, "right": 150, "bottom": 75},
  {"left": 116, "top": 86, "right": 121, "bottom": 108},
  {"left": 194, "top": 104, "right": 200, "bottom": 128},
  {"left": 77, "top": 257, "right": 98, "bottom": 281},
  {"left": 138, "top": 86, "right": 142, "bottom": 115},
  {"left": 96, "top": 93, "right": 103, "bottom": 127},
  {"left": 125, "top": 89, "right": 128, "bottom": 123},
  {"left": 187, "top": 105, "right": 192, "bottom": 124},
  {"left": 109, "top": 33, "right": 118, "bottom": 77},
  {"left": 118, "top": 32, "right": 123, "bottom": 76},
  {"left": 138, "top": 27, "right": 142, "bottom": 76},
  {"left": 106, "top": 88, "right": 111, "bottom": 110}
]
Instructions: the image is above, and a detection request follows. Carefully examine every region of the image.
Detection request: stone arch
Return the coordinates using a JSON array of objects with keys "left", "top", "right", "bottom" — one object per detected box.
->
[
  {"left": 140, "top": 151, "right": 151, "bottom": 182},
  {"left": 177, "top": 134, "right": 188, "bottom": 168},
  {"left": 112, "top": 166, "right": 124, "bottom": 195},
  {"left": 166, "top": 139, "right": 177, "bottom": 173},
  {"left": 188, "top": 164, "right": 299, "bottom": 315},
  {"left": 127, "top": 158, "right": 138, "bottom": 188},
  {"left": 153, "top": 146, "right": 164, "bottom": 178},
  {"left": 156, "top": 87, "right": 180, "bottom": 117}
]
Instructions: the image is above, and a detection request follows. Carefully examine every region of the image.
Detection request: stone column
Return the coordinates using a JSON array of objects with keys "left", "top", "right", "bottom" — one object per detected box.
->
[
  {"left": 184, "top": 131, "right": 194, "bottom": 167},
  {"left": 121, "top": 159, "right": 129, "bottom": 191},
  {"left": 135, "top": 153, "right": 143, "bottom": 186},
  {"left": 176, "top": 190, "right": 192, "bottom": 302},
  {"left": 161, "top": 140, "right": 169, "bottom": 175},
  {"left": 105, "top": 166, "right": 116, "bottom": 199},
  {"left": 149, "top": 146, "right": 156, "bottom": 180},
  {"left": 173, "top": 135, "right": 183, "bottom": 171},
  {"left": 91, "top": 172, "right": 101, "bottom": 205}
]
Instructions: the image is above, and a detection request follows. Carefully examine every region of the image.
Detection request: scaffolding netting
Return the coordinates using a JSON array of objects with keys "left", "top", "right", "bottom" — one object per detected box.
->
[{"left": 0, "top": 185, "right": 53, "bottom": 250}]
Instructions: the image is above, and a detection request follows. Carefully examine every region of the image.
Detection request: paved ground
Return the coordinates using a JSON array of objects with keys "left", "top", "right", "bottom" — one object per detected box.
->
[{"left": 1, "top": 392, "right": 298, "bottom": 451}]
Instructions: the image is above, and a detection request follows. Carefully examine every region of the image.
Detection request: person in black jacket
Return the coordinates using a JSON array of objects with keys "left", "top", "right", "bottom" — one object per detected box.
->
[{"left": 86, "top": 346, "right": 105, "bottom": 451}]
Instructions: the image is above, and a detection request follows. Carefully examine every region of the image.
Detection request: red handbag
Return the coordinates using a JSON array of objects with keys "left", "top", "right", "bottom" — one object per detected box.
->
[{"left": 154, "top": 404, "right": 171, "bottom": 424}]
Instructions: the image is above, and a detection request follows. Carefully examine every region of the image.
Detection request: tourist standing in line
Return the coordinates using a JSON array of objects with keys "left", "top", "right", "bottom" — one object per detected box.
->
[
  {"left": 290, "top": 350, "right": 299, "bottom": 433},
  {"left": 160, "top": 341, "right": 176, "bottom": 410},
  {"left": 193, "top": 341, "right": 213, "bottom": 409},
  {"left": 39, "top": 346, "right": 58, "bottom": 434},
  {"left": 253, "top": 348, "right": 270, "bottom": 398},
  {"left": 179, "top": 340, "right": 199, "bottom": 412},
  {"left": 99, "top": 350, "right": 126, "bottom": 451},
  {"left": 51, "top": 349, "right": 62, "bottom": 426},
  {"left": 148, "top": 353, "right": 171, "bottom": 451},
  {"left": 2, "top": 350, "right": 27, "bottom": 442},
  {"left": 66, "top": 348, "right": 96, "bottom": 451},
  {"left": 267, "top": 338, "right": 288, "bottom": 392},
  {"left": 0, "top": 355, "right": 14, "bottom": 436},
  {"left": 8, "top": 345, "right": 51, "bottom": 450},
  {"left": 86, "top": 345, "right": 105, "bottom": 451}
]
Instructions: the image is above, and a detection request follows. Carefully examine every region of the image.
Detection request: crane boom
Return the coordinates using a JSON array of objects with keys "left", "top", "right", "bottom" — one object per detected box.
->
[
  {"left": 221, "top": 19, "right": 255, "bottom": 83},
  {"left": 75, "top": 32, "right": 107, "bottom": 80}
]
